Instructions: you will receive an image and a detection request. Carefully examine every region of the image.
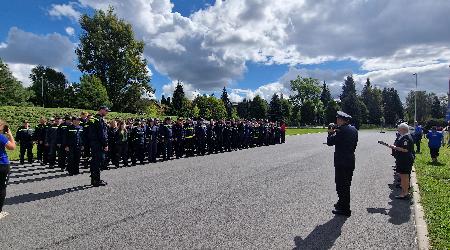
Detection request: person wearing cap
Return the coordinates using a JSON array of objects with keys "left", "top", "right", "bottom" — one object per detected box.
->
[
  {"left": 146, "top": 118, "right": 159, "bottom": 163},
  {"left": 15, "top": 120, "right": 34, "bottom": 165},
  {"left": 195, "top": 118, "right": 207, "bottom": 156},
  {"left": 326, "top": 111, "right": 358, "bottom": 217},
  {"left": 80, "top": 112, "right": 91, "bottom": 168},
  {"left": 413, "top": 121, "right": 423, "bottom": 153},
  {"left": 63, "top": 117, "right": 84, "bottom": 175},
  {"left": 33, "top": 117, "right": 47, "bottom": 165},
  {"left": 45, "top": 118, "right": 60, "bottom": 168},
  {"left": 184, "top": 119, "right": 196, "bottom": 157},
  {"left": 130, "top": 119, "right": 145, "bottom": 165},
  {"left": 56, "top": 115, "right": 72, "bottom": 170},
  {"left": 89, "top": 106, "right": 109, "bottom": 186}
]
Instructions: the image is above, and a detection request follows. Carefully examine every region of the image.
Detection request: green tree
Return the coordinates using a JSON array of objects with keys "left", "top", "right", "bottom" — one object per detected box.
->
[
  {"left": 29, "top": 65, "right": 70, "bottom": 108},
  {"left": 325, "top": 100, "right": 340, "bottom": 124},
  {"left": 361, "top": 78, "right": 383, "bottom": 125},
  {"left": 280, "top": 94, "right": 292, "bottom": 123},
  {"left": 431, "top": 94, "right": 443, "bottom": 119},
  {"left": 0, "top": 59, "right": 32, "bottom": 106},
  {"left": 405, "top": 90, "right": 430, "bottom": 123},
  {"left": 300, "top": 99, "right": 316, "bottom": 125},
  {"left": 237, "top": 98, "right": 250, "bottom": 119},
  {"left": 171, "top": 81, "right": 185, "bottom": 116},
  {"left": 76, "top": 75, "right": 111, "bottom": 110},
  {"left": 76, "top": 7, "right": 153, "bottom": 112},
  {"left": 320, "top": 81, "right": 332, "bottom": 108},
  {"left": 269, "top": 93, "right": 283, "bottom": 121},
  {"left": 382, "top": 87, "right": 404, "bottom": 126},
  {"left": 290, "top": 76, "right": 321, "bottom": 106},
  {"left": 340, "top": 76, "right": 364, "bottom": 128},
  {"left": 221, "top": 87, "right": 232, "bottom": 118},
  {"left": 249, "top": 95, "right": 268, "bottom": 119}
]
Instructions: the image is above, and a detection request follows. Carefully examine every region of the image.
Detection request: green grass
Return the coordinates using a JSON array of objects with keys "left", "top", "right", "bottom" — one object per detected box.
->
[
  {"left": 286, "top": 128, "right": 326, "bottom": 135},
  {"left": 415, "top": 141, "right": 450, "bottom": 249}
]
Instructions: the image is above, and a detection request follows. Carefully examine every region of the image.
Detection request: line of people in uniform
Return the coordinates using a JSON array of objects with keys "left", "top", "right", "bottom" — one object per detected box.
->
[{"left": 14, "top": 108, "right": 287, "bottom": 185}]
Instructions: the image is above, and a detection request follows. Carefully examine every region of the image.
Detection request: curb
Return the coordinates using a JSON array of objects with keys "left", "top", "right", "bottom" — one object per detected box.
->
[{"left": 410, "top": 166, "right": 430, "bottom": 250}]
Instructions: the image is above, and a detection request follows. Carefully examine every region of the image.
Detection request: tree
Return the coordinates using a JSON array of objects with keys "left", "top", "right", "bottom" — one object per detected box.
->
[
  {"left": 76, "top": 75, "right": 111, "bottom": 110},
  {"left": 269, "top": 93, "right": 283, "bottom": 121},
  {"left": 171, "top": 81, "right": 185, "bottom": 116},
  {"left": 249, "top": 95, "right": 268, "bottom": 119},
  {"left": 382, "top": 88, "right": 404, "bottom": 126},
  {"left": 431, "top": 94, "right": 443, "bottom": 119},
  {"left": 0, "top": 59, "right": 32, "bottom": 106},
  {"left": 221, "top": 87, "right": 232, "bottom": 118},
  {"left": 76, "top": 7, "right": 153, "bottom": 112},
  {"left": 280, "top": 95, "right": 292, "bottom": 123},
  {"left": 320, "top": 81, "right": 332, "bottom": 108},
  {"left": 300, "top": 99, "right": 316, "bottom": 125},
  {"left": 361, "top": 78, "right": 383, "bottom": 125},
  {"left": 325, "top": 100, "right": 340, "bottom": 124},
  {"left": 340, "top": 76, "right": 364, "bottom": 128},
  {"left": 29, "top": 65, "right": 70, "bottom": 108},
  {"left": 405, "top": 90, "right": 430, "bottom": 123},
  {"left": 290, "top": 76, "right": 321, "bottom": 106},
  {"left": 161, "top": 95, "right": 168, "bottom": 106},
  {"left": 237, "top": 98, "right": 251, "bottom": 119}
]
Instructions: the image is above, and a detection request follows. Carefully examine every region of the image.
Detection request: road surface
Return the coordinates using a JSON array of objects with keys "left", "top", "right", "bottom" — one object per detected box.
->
[{"left": 0, "top": 131, "right": 417, "bottom": 249}]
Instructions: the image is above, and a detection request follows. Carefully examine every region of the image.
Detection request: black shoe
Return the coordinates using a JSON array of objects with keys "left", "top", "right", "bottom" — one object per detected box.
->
[
  {"left": 92, "top": 180, "right": 108, "bottom": 187},
  {"left": 332, "top": 209, "right": 351, "bottom": 217},
  {"left": 394, "top": 195, "right": 410, "bottom": 200}
]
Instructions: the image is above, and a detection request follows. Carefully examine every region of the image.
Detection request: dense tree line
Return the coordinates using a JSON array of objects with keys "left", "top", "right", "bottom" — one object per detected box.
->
[{"left": 0, "top": 8, "right": 447, "bottom": 126}]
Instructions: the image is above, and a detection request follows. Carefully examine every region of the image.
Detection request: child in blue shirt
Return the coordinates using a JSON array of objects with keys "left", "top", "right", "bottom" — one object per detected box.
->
[{"left": 0, "top": 119, "right": 16, "bottom": 218}]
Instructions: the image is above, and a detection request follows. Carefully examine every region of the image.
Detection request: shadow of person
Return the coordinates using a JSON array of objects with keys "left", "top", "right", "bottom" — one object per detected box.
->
[
  {"left": 366, "top": 173, "right": 411, "bottom": 225},
  {"left": 293, "top": 216, "right": 348, "bottom": 250},
  {"left": 5, "top": 185, "right": 93, "bottom": 206}
]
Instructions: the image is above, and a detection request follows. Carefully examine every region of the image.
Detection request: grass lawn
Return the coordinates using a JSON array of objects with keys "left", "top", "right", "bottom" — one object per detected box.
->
[
  {"left": 286, "top": 128, "right": 326, "bottom": 135},
  {"left": 414, "top": 141, "right": 450, "bottom": 249}
]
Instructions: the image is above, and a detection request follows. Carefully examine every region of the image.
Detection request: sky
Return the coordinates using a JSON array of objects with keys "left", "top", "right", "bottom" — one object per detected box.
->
[{"left": 1, "top": 0, "right": 449, "bottom": 103}]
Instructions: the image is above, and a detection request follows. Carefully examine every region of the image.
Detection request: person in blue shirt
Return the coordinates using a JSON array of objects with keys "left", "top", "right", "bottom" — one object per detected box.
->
[
  {"left": 0, "top": 119, "right": 16, "bottom": 218},
  {"left": 426, "top": 126, "right": 443, "bottom": 163},
  {"left": 414, "top": 122, "right": 423, "bottom": 153}
]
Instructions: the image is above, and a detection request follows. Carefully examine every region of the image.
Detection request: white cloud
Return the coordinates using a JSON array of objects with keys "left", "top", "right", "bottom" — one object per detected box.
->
[
  {"left": 162, "top": 81, "right": 202, "bottom": 100},
  {"left": 70, "top": 0, "right": 450, "bottom": 96},
  {"left": 0, "top": 27, "right": 75, "bottom": 68},
  {"left": 48, "top": 3, "right": 81, "bottom": 21},
  {"left": 7, "top": 63, "right": 35, "bottom": 87},
  {"left": 65, "top": 27, "right": 75, "bottom": 36}
]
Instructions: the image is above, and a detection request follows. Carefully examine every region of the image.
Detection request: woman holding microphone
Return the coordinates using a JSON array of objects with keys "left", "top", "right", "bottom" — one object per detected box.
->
[{"left": 0, "top": 119, "right": 16, "bottom": 219}]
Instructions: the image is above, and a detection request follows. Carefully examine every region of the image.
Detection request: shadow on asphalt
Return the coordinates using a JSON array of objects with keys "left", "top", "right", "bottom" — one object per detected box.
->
[
  {"left": 366, "top": 172, "right": 412, "bottom": 225},
  {"left": 293, "top": 216, "right": 348, "bottom": 250},
  {"left": 4, "top": 184, "right": 93, "bottom": 205}
]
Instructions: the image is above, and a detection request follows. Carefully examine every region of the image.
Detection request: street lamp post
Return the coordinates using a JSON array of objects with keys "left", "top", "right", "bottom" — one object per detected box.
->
[
  {"left": 41, "top": 72, "right": 45, "bottom": 108},
  {"left": 413, "top": 73, "right": 418, "bottom": 122}
]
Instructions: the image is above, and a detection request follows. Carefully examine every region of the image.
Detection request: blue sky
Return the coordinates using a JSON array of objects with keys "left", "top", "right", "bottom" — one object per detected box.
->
[{"left": 1, "top": 0, "right": 449, "bottom": 102}]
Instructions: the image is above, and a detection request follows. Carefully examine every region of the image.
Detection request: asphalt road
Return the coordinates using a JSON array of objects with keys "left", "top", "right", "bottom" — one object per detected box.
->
[{"left": 0, "top": 131, "right": 417, "bottom": 249}]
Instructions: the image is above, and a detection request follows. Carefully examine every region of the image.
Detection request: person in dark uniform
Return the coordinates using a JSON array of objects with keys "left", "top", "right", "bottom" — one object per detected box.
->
[
  {"left": 389, "top": 123, "right": 415, "bottom": 199},
  {"left": 195, "top": 118, "right": 207, "bottom": 156},
  {"left": 56, "top": 116, "right": 71, "bottom": 170},
  {"left": 147, "top": 119, "right": 159, "bottom": 163},
  {"left": 34, "top": 117, "right": 47, "bottom": 165},
  {"left": 63, "top": 117, "right": 84, "bottom": 175},
  {"left": 207, "top": 120, "right": 216, "bottom": 154},
  {"left": 107, "top": 120, "right": 119, "bottom": 168},
  {"left": 80, "top": 113, "right": 92, "bottom": 169},
  {"left": 223, "top": 121, "right": 232, "bottom": 152},
  {"left": 45, "top": 118, "right": 60, "bottom": 168},
  {"left": 326, "top": 111, "right": 358, "bottom": 217},
  {"left": 89, "top": 106, "right": 109, "bottom": 187},
  {"left": 184, "top": 119, "right": 196, "bottom": 157},
  {"left": 15, "top": 120, "right": 34, "bottom": 165},
  {"left": 215, "top": 120, "right": 224, "bottom": 152},
  {"left": 160, "top": 117, "right": 173, "bottom": 161},
  {"left": 172, "top": 118, "right": 184, "bottom": 159},
  {"left": 130, "top": 119, "right": 145, "bottom": 165},
  {"left": 413, "top": 122, "right": 423, "bottom": 153}
]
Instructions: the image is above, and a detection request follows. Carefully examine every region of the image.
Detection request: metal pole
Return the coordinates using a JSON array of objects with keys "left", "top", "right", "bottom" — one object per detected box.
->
[{"left": 413, "top": 73, "right": 417, "bottom": 122}]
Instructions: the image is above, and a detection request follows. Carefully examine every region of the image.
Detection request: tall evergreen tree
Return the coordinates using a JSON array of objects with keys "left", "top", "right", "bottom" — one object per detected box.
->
[
  {"left": 361, "top": 78, "right": 383, "bottom": 124},
  {"left": 76, "top": 7, "right": 153, "bottom": 112},
  {"left": 161, "top": 95, "right": 167, "bottom": 106},
  {"left": 237, "top": 98, "right": 250, "bottom": 119},
  {"left": 269, "top": 93, "right": 283, "bottom": 121},
  {"left": 431, "top": 95, "right": 442, "bottom": 119},
  {"left": 382, "top": 88, "right": 404, "bottom": 126},
  {"left": 171, "top": 81, "right": 185, "bottom": 116},
  {"left": 320, "top": 81, "right": 332, "bottom": 108},
  {"left": 340, "top": 76, "right": 363, "bottom": 128},
  {"left": 221, "top": 86, "right": 232, "bottom": 118}
]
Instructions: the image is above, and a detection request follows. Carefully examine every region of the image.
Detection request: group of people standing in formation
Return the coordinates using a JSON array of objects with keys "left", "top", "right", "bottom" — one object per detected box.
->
[{"left": 13, "top": 106, "right": 287, "bottom": 186}]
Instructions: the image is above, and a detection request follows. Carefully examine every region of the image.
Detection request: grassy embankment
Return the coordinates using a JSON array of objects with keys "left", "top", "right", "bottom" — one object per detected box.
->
[{"left": 414, "top": 140, "right": 450, "bottom": 249}]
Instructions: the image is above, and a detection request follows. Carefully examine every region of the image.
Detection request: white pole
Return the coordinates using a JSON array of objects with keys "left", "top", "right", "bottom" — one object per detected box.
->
[{"left": 41, "top": 75, "right": 44, "bottom": 108}]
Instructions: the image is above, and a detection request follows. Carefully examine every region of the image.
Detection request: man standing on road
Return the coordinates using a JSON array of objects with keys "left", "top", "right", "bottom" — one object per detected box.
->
[
  {"left": 89, "top": 106, "right": 109, "bottom": 187},
  {"left": 327, "top": 111, "right": 358, "bottom": 217}
]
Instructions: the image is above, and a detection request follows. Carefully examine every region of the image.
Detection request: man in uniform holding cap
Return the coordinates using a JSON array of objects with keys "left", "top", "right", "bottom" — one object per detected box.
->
[
  {"left": 327, "top": 111, "right": 358, "bottom": 217},
  {"left": 89, "top": 106, "right": 109, "bottom": 186}
]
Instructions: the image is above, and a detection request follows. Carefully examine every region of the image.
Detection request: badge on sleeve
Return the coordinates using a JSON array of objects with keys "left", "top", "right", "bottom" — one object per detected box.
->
[{"left": 404, "top": 141, "right": 408, "bottom": 146}]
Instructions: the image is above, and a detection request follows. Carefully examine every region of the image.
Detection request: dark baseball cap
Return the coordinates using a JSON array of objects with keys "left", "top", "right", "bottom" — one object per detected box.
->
[{"left": 99, "top": 105, "right": 110, "bottom": 111}]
